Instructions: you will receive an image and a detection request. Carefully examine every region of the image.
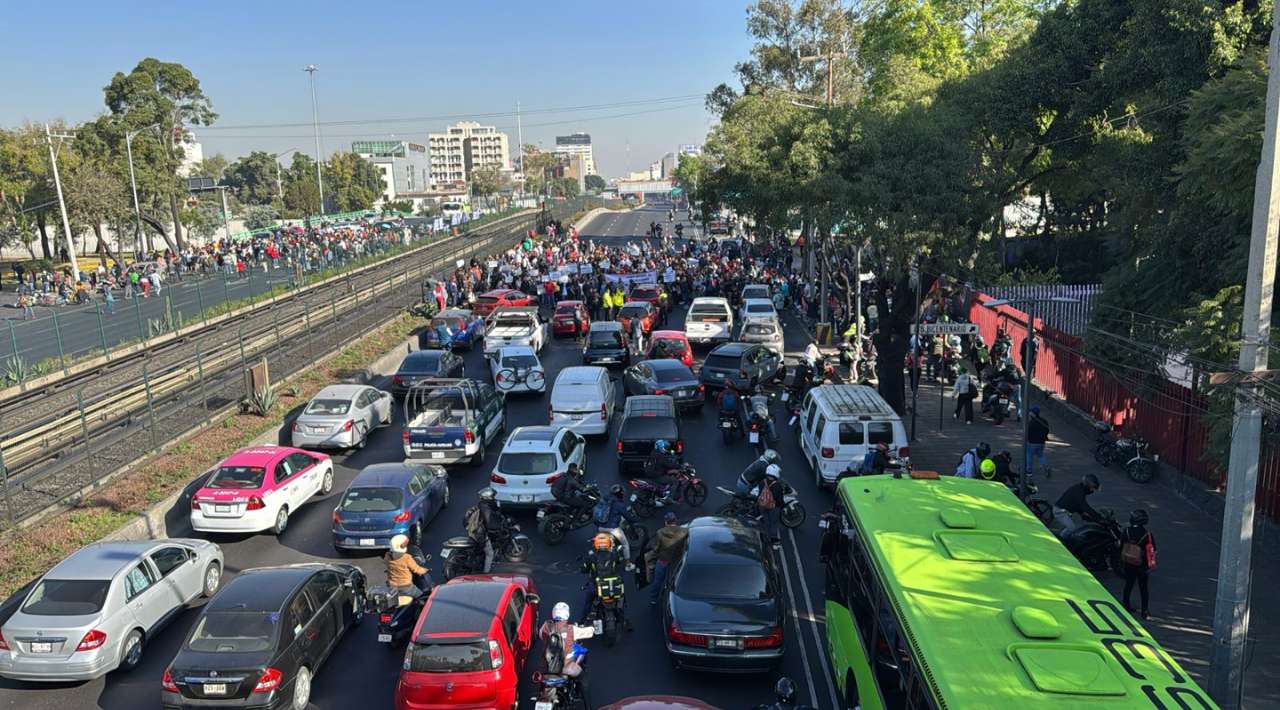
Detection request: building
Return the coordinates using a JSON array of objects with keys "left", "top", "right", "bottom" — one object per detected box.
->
[
  {"left": 177, "top": 132, "right": 204, "bottom": 178},
  {"left": 679, "top": 144, "right": 702, "bottom": 157},
  {"left": 557, "top": 153, "right": 590, "bottom": 193},
  {"left": 659, "top": 152, "right": 677, "bottom": 179},
  {"left": 353, "top": 140, "right": 430, "bottom": 204},
  {"left": 553, "top": 132, "right": 596, "bottom": 177},
  {"left": 428, "top": 122, "right": 510, "bottom": 187}
]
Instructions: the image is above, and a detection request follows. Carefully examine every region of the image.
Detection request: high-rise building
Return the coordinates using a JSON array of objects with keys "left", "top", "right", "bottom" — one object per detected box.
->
[
  {"left": 553, "top": 133, "right": 596, "bottom": 176},
  {"left": 353, "top": 140, "right": 430, "bottom": 203},
  {"left": 428, "top": 122, "right": 510, "bottom": 188}
]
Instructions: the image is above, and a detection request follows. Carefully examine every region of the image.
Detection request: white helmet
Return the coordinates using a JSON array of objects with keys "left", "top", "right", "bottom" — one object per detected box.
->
[
  {"left": 765, "top": 464, "right": 781, "bottom": 478},
  {"left": 552, "top": 602, "right": 571, "bottom": 622},
  {"left": 389, "top": 534, "right": 410, "bottom": 554}
]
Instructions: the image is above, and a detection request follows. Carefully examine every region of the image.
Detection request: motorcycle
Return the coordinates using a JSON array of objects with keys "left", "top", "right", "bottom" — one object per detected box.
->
[
  {"left": 1092, "top": 423, "right": 1158, "bottom": 483},
  {"left": 984, "top": 381, "right": 1015, "bottom": 425},
  {"left": 714, "top": 486, "right": 806, "bottom": 529},
  {"left": 440, "top": 519, "right": 531, "bottom": 579},
  {"left": 584, "top": 572, "right": 626, "bottom": 648},
  {"left": 626, "top": 463, "right": 708, "bottom": 517},
  {"left": 365, "top": 545, "right": 432, "bottom": 648},
  {"left": 747, "top": 397, "right": 777, "bottom": 455},
  {"left": 537, "top": 485, "right": 601, "bottom": 545},
  {"left": 719, "top": 411, "right": 742, "bottom": 443},
  {"left": 532, "top": 632, "right": 589, "bottom": 710},
  {"left": 1048, "top": 508, "right": 1124, "bottom": 575}
]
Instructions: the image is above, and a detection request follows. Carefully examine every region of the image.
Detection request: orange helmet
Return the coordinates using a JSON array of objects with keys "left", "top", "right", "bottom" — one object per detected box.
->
[{"left": 592, "top": 533, "right": 615, "bottom": 551}]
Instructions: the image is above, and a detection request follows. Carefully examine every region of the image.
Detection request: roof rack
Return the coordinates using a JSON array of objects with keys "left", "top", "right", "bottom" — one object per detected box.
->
[
  {"left": 624, "top": 395, "right": 676, "bottom": 417},
  {"left": 821, "top": 384, "right": 895, "bottom": 418}
]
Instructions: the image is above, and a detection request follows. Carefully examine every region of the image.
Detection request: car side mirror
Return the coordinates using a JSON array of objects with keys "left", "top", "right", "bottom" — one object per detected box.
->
[{"left": 526, "top": 593, "right": 541, "bottom": 607}]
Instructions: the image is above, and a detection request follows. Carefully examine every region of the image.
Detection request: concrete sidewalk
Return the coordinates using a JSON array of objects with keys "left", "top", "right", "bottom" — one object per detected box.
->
[{"left": 905, "top": 376, "right": 1278, "bottom": 707}]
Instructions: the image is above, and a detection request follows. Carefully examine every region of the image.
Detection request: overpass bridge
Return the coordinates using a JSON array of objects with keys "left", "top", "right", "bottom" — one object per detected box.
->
[{"left": 615, "top": 179, "right": 673, "bottom": 196}]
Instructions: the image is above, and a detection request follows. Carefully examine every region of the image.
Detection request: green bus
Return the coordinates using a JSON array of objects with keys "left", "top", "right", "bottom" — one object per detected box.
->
[{"left": 820, "top": 473, "right": 1216, "bottom": 710}]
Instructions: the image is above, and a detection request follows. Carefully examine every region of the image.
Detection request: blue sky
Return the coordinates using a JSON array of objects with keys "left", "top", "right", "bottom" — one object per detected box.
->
[{"left": 0, "top": 0, "right": 753, "bottom": 177}]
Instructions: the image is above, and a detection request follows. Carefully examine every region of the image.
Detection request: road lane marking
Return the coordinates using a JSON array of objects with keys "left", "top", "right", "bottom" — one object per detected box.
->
[
  {"left": 774, "top": 540, "right": 820, "bottom": 706},
  {"left": 787, "top": 527, "right": 841, "bottom": 709}
]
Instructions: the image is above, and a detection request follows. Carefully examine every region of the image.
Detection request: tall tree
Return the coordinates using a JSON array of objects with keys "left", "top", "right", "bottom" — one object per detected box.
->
[
  {"left": 323, "top": 152, "right": 382, "bottom": 212},
  {"left": 584, "top": 174, "right": 607, "bottom": 192},
  {"left": 470, "top": 165, "right": 503, "bottom": 207},
  {"left": 282, "top": 153, "right": 320, "bottom": 217},
  {"left": 0, "top": 124, "right": 55, "bottom": 259},
  {"left": 224, "top": 151, "right": 284, "bottom": 206},
  {"left": 520, "top": 146, "right": 557, "bottom": 195}
]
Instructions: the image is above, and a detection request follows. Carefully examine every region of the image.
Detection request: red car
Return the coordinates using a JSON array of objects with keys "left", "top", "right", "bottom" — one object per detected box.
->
[
  {"left": 617, "top": 301, "right": 659, "bottom": 335},
  {"left": 551, "top": 300, "right": 591, "bottom": 336},
  {"left": 644, "top": 330, "right": 694, "bottom": 367},
  {"left": 628, "top": 283, "right": 665, "bottom": 312},
  {"left": 473, "top": 289, "right": 535, "bottom": 316},
  {"left": 394, "top": 574, "right": 539, "bottom": 710}
]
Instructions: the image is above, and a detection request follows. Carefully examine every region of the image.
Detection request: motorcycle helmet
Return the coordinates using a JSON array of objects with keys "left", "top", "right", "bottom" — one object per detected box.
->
[
  {"left": 592, "top": 533, "right": 615, "bottom": 551},
  {"left": 478, "top": 487, "right": 497, "bottom": 501},
  {"left": 763, "top": 449, "right": 780, "bottom": 464},
  {"left": 775, "top": 676, "right": 797, "bottom": 703},
  {"left": 568, "top": 462, "right": 583, "bottom": 478},
  {"left": 1083, "top": 473, "right": 1101, "bottom": 492},
  {"left": 654, "top": 439, "right": 670, "bottom": 454},
  {"left": 977, "top": 442, "right": 991, "bottom": 459},
  {"left": 611, "top": 484, "right": 624, "bottom": 498},
  {"left": 551, "top": 602, "right": 571, "bottom": 622},
  {"left": 979, "top": 459, "right": 997, "bottom": 480},
  {"left": 1130, "top": 509, "right": 1149, "bottom": 526},
  {"left": 389, "top": 534, "right": 410, "bottom": 554},
  {"left": 765, "top": 464, "right": 781, "bottom": 479}
]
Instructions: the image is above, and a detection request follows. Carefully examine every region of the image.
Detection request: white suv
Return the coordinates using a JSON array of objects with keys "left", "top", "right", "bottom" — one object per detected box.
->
[
  {"left": 685, "top": 297, "right": 733, "bottom": 346},
  {"left": 490, "top": 426, "right": 586, "bottom": 507}
]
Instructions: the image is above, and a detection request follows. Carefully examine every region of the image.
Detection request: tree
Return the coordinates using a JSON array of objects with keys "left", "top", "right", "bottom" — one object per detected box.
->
[
  {"left": 383, "top": 200, "right": 414, "bottom": 215},
  {"left": 323, "top": 152, "right": 381, "bottom": 212},
  {"left": 103, "top": 58, "right": 217, "bottom": 251},
  {"left": 584, "top": 174, "right": 606, "bottom": 193},
  {"left": 520, "top": 146, "right": 557, "bottom": 195},
  {"left": 549, "top": 177, "right": 580, "bottom": 199},
  {"left": 0, "top": 124, "right": 55, "bottom": 259},
  {"left": 225, "top": 151, "right": 283, "bottom": 206},
  {"left": 180, "top": 201, "right": 224, "bottom": 243},
  {"left": 196, "top": 153, "right": 228, "bottom": 180},
  {"left": 63, "top": 156, "right": 131, "bottom": 265},
  {"left": 242, "top": 204, "right": 280, "bottom": 231},
  {"left": 470, "top": 165, "right": 503, "bottom": 207},
  {"left": 282, "top": 153, "right": 320, "bottom": 218}
]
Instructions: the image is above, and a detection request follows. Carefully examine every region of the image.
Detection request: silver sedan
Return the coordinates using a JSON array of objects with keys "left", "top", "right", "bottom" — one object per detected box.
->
[
  {"left": 290, "top": 384, "right": 393, "bottom": 450},
  {"left": 0, "top": 539, "right": 223, "bottom": 681}
]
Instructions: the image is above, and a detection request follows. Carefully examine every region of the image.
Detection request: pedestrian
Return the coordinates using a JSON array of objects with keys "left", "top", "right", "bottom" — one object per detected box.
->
[
  {"left": 631, "top": 312, "right": 645, "bottom": 355},
  {"left": 103, "top": 281, "right": 115, "bottom": 315},
  {"left": 906, "top": 348, "right": 922, "bottom": 391},
  {"left": 18, "top": 290, "right": 35, "bottom": 320},
  {"left": 648, "top": 512, "right": 687, "bottom": 605},
  {"left": 1026, "top": 406, "right": 1051, "bottom": 478},
  {"left": 952, "top": 367, "right": 976, "bottom": 424},
  {"left": 1120, "top": 509, "right": 1156, "bottom": 619}
]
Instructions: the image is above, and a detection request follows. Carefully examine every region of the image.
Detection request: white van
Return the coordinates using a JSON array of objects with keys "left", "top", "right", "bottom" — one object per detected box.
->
[
  {"left": 685, "top": 297, "right": 733, "bottom": 346},
  {"left": 797, "top": 384, "right": 909, "bottom": 487},
  {"left": 549, "top": 366, "right": 616, "bottom": 436}
]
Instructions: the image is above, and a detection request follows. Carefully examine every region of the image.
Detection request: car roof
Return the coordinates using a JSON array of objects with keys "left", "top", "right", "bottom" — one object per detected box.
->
[
  {"left": 350, "top": 462, "right": 421, "bottom": 487},
  {"left": 599, "top": 698, "right": 722, "bottom": 710},
  {"left": 48, "top": 541, "right": 165, "bottom": 579},
  {"left": 620, "top": 301, "right": 650, "bottom": 309},
  {"left": 742, "top": 298, "right": 774, "bottom": 306},
  {"left": 556, "top": 366, "right": 607, "bottom": 383},
  {"left": 588, "top": 321, "right": 623, "bottom": 332},
  {"left": 709, "top": 342, "right": 751, "bottom": 356},
  {"left": 221, "top": 446, "right": 289, "bottom": 467},
  {"left": 555, "top": 300, "right": 583, "bottom": 307},
  {"left": 210, "top": 566, "right": 317, "bottom": 612},
  {"left": 685, "top": 517, "right": 764, "bottom": 566},
  {"left": 313, "top": 384, "right": 365, "bottom": 400},
  {"left": 419, "top": 580, "right": 512, "bottom": 636},
  {"left": 435, "top": 309, "right": 473, "bottom": 318},
  {"left": 690, "top": 297, "right": 729, "bottom": 306},
  {"left": 479, "top": 289, "right": 511, "bottom": 297},
  {"left": 647, "top": 359, "right": 694, "bottom": 375},
  {"left": 742, "top": 284, "right": 770, "bottom": 291}
]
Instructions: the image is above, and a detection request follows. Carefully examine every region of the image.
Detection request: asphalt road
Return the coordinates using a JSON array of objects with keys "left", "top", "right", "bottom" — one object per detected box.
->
[{"left": 0, "top": 204, "right": 839, "bottom": 710}]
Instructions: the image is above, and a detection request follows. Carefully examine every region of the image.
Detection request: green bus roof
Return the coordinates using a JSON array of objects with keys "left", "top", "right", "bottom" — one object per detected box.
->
[{"left": 835, "top": 474, "right": 1216, "bottom": 709}]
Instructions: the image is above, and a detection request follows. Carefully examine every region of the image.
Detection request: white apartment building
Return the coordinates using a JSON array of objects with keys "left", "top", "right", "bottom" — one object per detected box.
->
[
  {"left": 428, "top": 121, "right": 510, "bottom": 187},
  {"left": 353, "top": 140, "right": 430, "bottom": 203},
  {"left": 553, "top": 132, "right": 596, "bottom": 176}
]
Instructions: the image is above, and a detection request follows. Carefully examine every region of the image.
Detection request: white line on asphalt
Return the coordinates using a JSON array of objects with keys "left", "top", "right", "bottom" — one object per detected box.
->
[
  {"left": 787, "top": 527, "right": 841, "bottom": 709},
  {"left": 774, "top": 541, "right": 820, "bottom": 706}
]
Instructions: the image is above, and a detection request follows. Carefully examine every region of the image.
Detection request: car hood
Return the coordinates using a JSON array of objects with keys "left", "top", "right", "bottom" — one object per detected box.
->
[{"left": 667, "top": 594, "right": 778, "bottom": 635}]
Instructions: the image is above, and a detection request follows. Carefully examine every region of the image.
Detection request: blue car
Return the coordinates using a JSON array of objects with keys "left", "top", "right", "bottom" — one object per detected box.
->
[
  {"left": 419, "top": 309, "right": 485, "bottom": 350},
  {"left": 332, "top": 462, "right": 450, "bottom": 551}
]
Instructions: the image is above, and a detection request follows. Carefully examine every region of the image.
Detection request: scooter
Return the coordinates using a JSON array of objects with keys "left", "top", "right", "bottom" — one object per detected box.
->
[
  {"left": 366, "top": 545, "right": 432, "bottom": 648},
  {"left": 440, "top": 520, "right": 531, "bottom": 579}
]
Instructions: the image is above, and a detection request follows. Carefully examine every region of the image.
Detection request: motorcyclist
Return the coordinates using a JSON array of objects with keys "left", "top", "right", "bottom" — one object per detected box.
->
[
  {"left": 579, "top": 533, "right": 631, "bottom": 629},
  {"left": 736, "top": 449, "right": 780, "bottom": 497},
  {"left": 991, "top": 449, "right": 1020, "bottom": 490},
  {"left": 759, "top": 465, "right": 787, "bottom": 544},
  {"left": 645, "top": 440, "right": 682, "bottom": 499},
  {"left": 1055, "top": 473, "right": 1103, "bottom": 527},
  {"left": 955, "top": 442, "right": 991, "bottom": 479},
  {"left": 979, "top": 458, "right": 998, "bottom": 481},
  {"left": 747, "top": 388, "right": 777, "bottom": 442},
  {"left": 753, "top": 676, "right": 815, "bottom": 710},
  {"left": 551, "top": 462, "right": 594, "bottom": 517},
  {"left": 717, "top": 382, "right": 745, "bottom": 430},
  {"left": 472, "top": 487, "right": 508, "bottom": 572},
  {"left": 538, "top": 602, "right": 590, "bottom": 703},
  {"left": 838, "top": 441, "right": 892, "bottom": 481},
  {"left": 383, "top": 533, "right": 429, "bottom": 598},
  {"left": 595, "top": 484, "right": 640, "bottom": 566}
]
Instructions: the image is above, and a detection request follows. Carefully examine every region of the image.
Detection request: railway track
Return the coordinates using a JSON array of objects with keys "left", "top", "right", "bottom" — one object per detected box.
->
[{"left": 0, "top": 200, "right": 592, "bottom": 529}]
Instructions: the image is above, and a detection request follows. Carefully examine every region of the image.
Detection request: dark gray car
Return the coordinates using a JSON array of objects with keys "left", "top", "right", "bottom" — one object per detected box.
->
[
  {"left": 699, "top": 343, "right": 781, "bottom": 391},
  {"left": 622, "top": 359, "right": 704, "bottom": 411}
]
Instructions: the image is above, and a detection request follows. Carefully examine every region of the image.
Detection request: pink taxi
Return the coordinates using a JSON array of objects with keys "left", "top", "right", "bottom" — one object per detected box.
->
[{"left": 189, "top": 446, "right": 335, "bottom": 536}]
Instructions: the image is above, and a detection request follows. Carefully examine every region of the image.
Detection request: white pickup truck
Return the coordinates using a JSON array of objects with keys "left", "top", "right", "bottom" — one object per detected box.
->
[{"left": 483, "top": 307, "right": 549, "bottom": 358}]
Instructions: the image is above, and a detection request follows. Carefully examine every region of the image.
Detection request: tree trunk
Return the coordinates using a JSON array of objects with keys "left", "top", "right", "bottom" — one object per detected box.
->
[
  {"left": 92, "top": 223, "right": 109, "bottom": 267},
  {"left": 37, "top": 213, "right": 52, "bottom": 260},
  {"left": 169, "top": 192, "right": 185, "bottom": 251},
  {"left": 871, "top": 274, "right": 919, "bottom": 416}
]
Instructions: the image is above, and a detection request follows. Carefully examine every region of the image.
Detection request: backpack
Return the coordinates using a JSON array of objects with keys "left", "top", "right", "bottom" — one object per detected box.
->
[
  {"left": 859, "top": 450, "right": 878, "bottom": 475},
  {"left": 463, "top": 505, "right": 484, "bottom": 538},
  {"left": 757, "top": 483, "right": 777, "bottom": 511},
  {"left": 1120, "top": 531, "right": 1149, "bottom": 567},
  {"left": 592, "top": 498, "right": 612, "bottom": 525},
  {"left": 967, "top": 378, "right": 978, "bottom": 396}
]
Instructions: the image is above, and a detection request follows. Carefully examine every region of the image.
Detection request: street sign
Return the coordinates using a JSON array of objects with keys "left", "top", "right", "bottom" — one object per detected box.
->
[{"left": 912, "top": 323, "right": 980, "bottom": 335}]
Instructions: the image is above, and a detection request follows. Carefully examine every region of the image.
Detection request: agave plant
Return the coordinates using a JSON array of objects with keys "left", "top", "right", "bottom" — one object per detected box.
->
[
  {"left": 245, "top": 383, "right": 278, "bottom": 417},
  {"left": 3, "top": 355, "right": 28, "bottom": 385}
]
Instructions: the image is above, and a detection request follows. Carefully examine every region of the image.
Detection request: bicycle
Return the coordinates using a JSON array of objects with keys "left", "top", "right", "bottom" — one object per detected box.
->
[{"left": 495, "top": 367, "right": 545, "bottom": 392}]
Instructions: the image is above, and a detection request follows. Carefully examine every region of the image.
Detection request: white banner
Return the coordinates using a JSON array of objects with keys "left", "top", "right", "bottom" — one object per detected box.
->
[
  {"left": 604, "top": 271, "right": 658, "bottom": 286},
  {"left": 663, "top": 267, "right": 676, "bottom": 283}
]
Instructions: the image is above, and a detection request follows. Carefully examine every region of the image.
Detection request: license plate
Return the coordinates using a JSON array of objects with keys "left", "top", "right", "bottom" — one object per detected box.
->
[
  {"left": 712, "top": 638, "right": 740, "bottom": 649},
  {"left": 359, "top": 538, "right": 375, "bottom": 547},
  {"left": 749, "top": 432, "right": 760, "bottom": 443},
  {"left": 714, "top": 372, "right": 724, "bottom": 378},
  {"left": 536, "top": 509, "right": 546, "bottom": 519},
  {"left": 571, "top": 414, "right": 584, "bottom": 420},
  {"left": 781, "top": 391, "right": 790, "bottom": 402},
  {"left": 721, "top": 421, "right": 732, "bottom": 428},
  {"left": 203, "top": 684, "right": 227, "bottom": 696},
  {"left": 430, "top": 451, "right": 445, "bottom": 459},
  {"left": 30, "top": 642, "right": 52, "bottom": 654},
  {"left": 818, "top": 519, "right": 830, "bottom": 529},
  {"left": 999, "top": 398, "right": 1009, "bottom": 404},
  {"left": 309, "top": 426, "right": 327, "bottom": 434},
  {"left": 517, "top": 494, "right": 533, "bottom": 502},
  {"left": 593, "top": 620, "right": 604, "bottom": 634},
  {"left": 536, "top": 703, "right": 555, "bottom": 710},
  {"left": 440, "top": 549, "right": 452, "bottom": 559},
  {"left": 377, "top": 633, "right": 392, "bottom": 643},
  {"left": 214, "top": 505, "right": 230, "bottom": 514}
]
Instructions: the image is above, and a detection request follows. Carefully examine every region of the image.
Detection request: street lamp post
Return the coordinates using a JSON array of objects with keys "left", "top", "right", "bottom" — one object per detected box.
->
[
  {"left": 304, "top": 65, "right": 325, "bottom": 217},
  {"left": 44, "top": 123, "right": 79, "bottom": 281},
  {"left": 271, "top": 148, "right": 299, "bottom": 200},
  {"left": 126, "top": 124, "right": 161, "bottom": 255}
]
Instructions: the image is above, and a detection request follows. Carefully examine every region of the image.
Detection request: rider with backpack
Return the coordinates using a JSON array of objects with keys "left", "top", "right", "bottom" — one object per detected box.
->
[
  {"left": 1120, "top": 509, "right": 1156, "bottom": 619},
  {"left": 593, "top": 485, "right": 640, "bottom": 569},
  {"left": 758, "top": 466, "right": 786, "bottom": 545},
  {"left": 464, "top": 488, "right": 507, "bottom": 573}
]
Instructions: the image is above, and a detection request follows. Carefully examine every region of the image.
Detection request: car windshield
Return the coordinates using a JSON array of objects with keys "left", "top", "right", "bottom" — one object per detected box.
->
[
  {"left": 676, "top": 563, "right": 769, "bottom": 600},
  {"left": 206, "top": 465, "right": 267, "bottom": 489},
  {"left": 498, "top": 452, "right": 558, "bottom": 475},
  {"left": 554, "top": 305, "right": 578, "bottom": 316},
  {"left": 745, "top": 303, "right": 773, "bottom": 314},
  {"left": 704, "top": 354, "right": 742, "bottom": 370},
  {"left": 305, "top": 398, "right": 351, "bottom": 416},
  {"left": 589, "top": 331, "right": 623, "bottom": 346},
  {"left": 654, "top": 368, "right": 692, "bottom": 384},
  {"left": 340, "top": 486, "right": 403, "bottom": 513},
  {"left": 633, "top": 288, "right": 658, "bottom": 299},
  {"left": 21, "top": 579, "right": 110, "bottom": 616},
  {"left": 744, "top": 288, "right": 769, "bottom": 299},
  {"left": 403, "top": 354, "right": 442, "bottom": 372},
  {"left": 502, "top": 354, "right": 539, "bottom": 368},
  {"left": 652, "top": 338, "right": 687, "bottom": 353},
  {"left": 430, "top": 317, "right": 465, "bottom": 330},
  {"left": 476, "top": 295, "right": 498, "bottom": 304},
  {"left": 408, "top": 640, "right": 490, "bottom": 673},
  {"left": 619, "top": 306, "right": 646, "bottom": 319},
  {"left": 186, "top": 611, "right": 277, "bottom": 653},
  {"left": 689, "top": 308, "right": 727, "bottom": 323},
  {"left": 744, "top": 323, "right": 777, "bottom": 336}
]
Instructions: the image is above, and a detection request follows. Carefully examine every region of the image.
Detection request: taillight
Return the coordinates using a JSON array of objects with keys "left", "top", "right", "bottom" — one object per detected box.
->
[
  {"left": 380, "top": 613, "right": 393, "bottom": 624},
  {"left": 465, "top": 430, "right": 476, "bottom": 444},
  {"left": 401, "top": 430, "right": 410, "bottom": 444},
  {"left": 546, "top": 473, "right": 562, "bottom": 485},
  {"left": 697, "top": 385, "right": 705, "bottom": 393},
  {"left": 600, "top": 403, "right": 608, "bottom": 421},
  {"left": 490, "top": 473, "right": 507, "bottom": 484},
  {"left": 744, "top": 625, "right": 784, "bottom": 648},
  {"left": 161, "top": 668, "right": 177, "bottom": 693},
  {"left": 190, "top": 496, "right": 201, "bottom": 510},
  {"left": 654, "top": 389, "right": 666, "bottom": 395},
  {"left": 246, "top": 496, "right": 266, "bottom": 511},
  {"left": 675, "top": 440, "right": 684, "bottom": 454},
  {"left": 75, "top": 629, "right": 106, "bottom": 652},
  {"left": 0, "top": 631, "right": 9, "bottom": 651},
  {"left": 393, "top": 510, "right": 411, "bottom": 523},
  {"left": 342, "top": 420, "right": 353, "bottom": 432},
  {"left": 898, "top": 446, "right": 910, "bottom": 459},
  {"left": 292, "top": 421, "right": 302, "bottom": 432},
  {"left": 254, "top": 668, "right": 283, "bottom": 693},
  {"left": 332, "top": 509, "right": 343, "bottom": 525},
  {"left": 667, "top": 622, "right": 708, "bottom": 647},
  {"left": 392, "top": 375, "right": 403, "bottom": 386},
  {"left": 751, "top": 422, "right": 760, "bottom": 431},
  {"left": 821, "top": 447, "right": 835, "bottom": 458},
  {"left": 616, "top": 441, "right": 624, "bottom": 453},
  {"left": 489, "top": 638, "right": 503, "bottom": 670}
]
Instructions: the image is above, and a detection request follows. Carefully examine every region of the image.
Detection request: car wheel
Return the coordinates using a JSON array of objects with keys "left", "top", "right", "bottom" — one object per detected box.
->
[
  {"left": 354, "top": 423, "right": 368, "bottom": 449},
  {"left": 469, "top": 443, "right": 486, "bottom": 467},
  {"left": 118, "top": 629, "right": 144, "bottom": 672},
  {"left": 318, "top": 467, "right": 334, "bottom": 496},
  {"left": 202, "top": 562, "right": 222, "bottom": 597},
  {"left": 271, "top": 506, "right": 289, "bottom": 536},
  {"left": 291, "top": 666, "right": 312, "bottom": 710}
]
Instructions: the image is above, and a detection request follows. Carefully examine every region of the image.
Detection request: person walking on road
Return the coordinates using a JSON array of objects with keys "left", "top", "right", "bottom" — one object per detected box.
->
[
  {"left": 1120, "top": 509, "right": 1156, "bottom": 619},
  {"left": 649, "top": 512, "right": 687, "bottom": 605},
  {"left": 952, "top": 367, "right": 977, "bottom": 424},
  {"left": 102, "top": 281, "right": 115, "bottom": 315},
  {"left": 1026, "top": 406, "right": 1051, "bottom": 478}
]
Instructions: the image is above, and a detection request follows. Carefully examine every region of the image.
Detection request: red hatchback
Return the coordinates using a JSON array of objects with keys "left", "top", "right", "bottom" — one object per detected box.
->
[
  {"left": 644, "top": 330, "right": 694, "bottom": 367},
  {"left": 617, "top": 301, "right": 659, "bottom": 335},
  {"left": 394, "top": 575, "right": 539, "bottom": 710},
  {"left": 473, "top": 289, "right": 536, "bottom": 316},
  {"left": 551, "top": 300, "right": 590, "bottom": 336}
]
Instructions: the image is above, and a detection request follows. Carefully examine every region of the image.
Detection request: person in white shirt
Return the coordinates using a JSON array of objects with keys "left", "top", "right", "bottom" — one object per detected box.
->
[{"left": 952, "top": 367, "right": 977, "bottom": 423}]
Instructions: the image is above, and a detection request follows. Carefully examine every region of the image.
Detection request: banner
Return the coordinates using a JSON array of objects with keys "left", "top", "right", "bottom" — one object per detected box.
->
[
  {"left": 663, "top": 267, "right": 676, "bottom": 283},
  {"left": 604, "top": 271, "right": 658, "bottom": 286}
]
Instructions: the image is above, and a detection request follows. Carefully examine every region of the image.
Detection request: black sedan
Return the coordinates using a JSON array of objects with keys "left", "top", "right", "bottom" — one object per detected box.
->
[
  {"left": 622, "top": 358, "right": 704, "bottom": 411},
  {"left": 661, "top": 517, "right": 784, "bottom": 672},
  {"left": 391, "top": 349, "right": 465, "bottom": 397},
  {"left": 583, "top": 321, "right": 631, "bottom": 366},
  {"left": 161, "top": 563, "right": 365, "bottom": 710}
]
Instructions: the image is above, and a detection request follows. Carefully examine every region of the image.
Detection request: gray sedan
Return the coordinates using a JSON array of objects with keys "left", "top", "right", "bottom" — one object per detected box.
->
[
  {"left": 290, "top": 384, "right": 393, "bottom": 450},
  {"left": 0, "top": 539, "right": 223, "bottom": 681}
]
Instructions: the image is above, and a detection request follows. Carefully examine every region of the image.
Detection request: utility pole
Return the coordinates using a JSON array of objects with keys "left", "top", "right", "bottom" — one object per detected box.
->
[
  {"left": 218, "top": 187, "right": 233, "bottom": 244},
  {"left": 516, "top": 101, "right": 524, "bottom": 179},
  {"left": 44, "top": 123, "right": 79, "bottom": 281},
  {"left": 125, "top": 124, "right": 161, "bottom": 256},
  {"left": 1208, "top": 2, "right": 1280, "bottom": 705},
  {"left": 854, "top": 242, "right": 863, "bottom": 374},
  {"left": 305, "top": 65, "right": 325, "bottom": 217}
]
